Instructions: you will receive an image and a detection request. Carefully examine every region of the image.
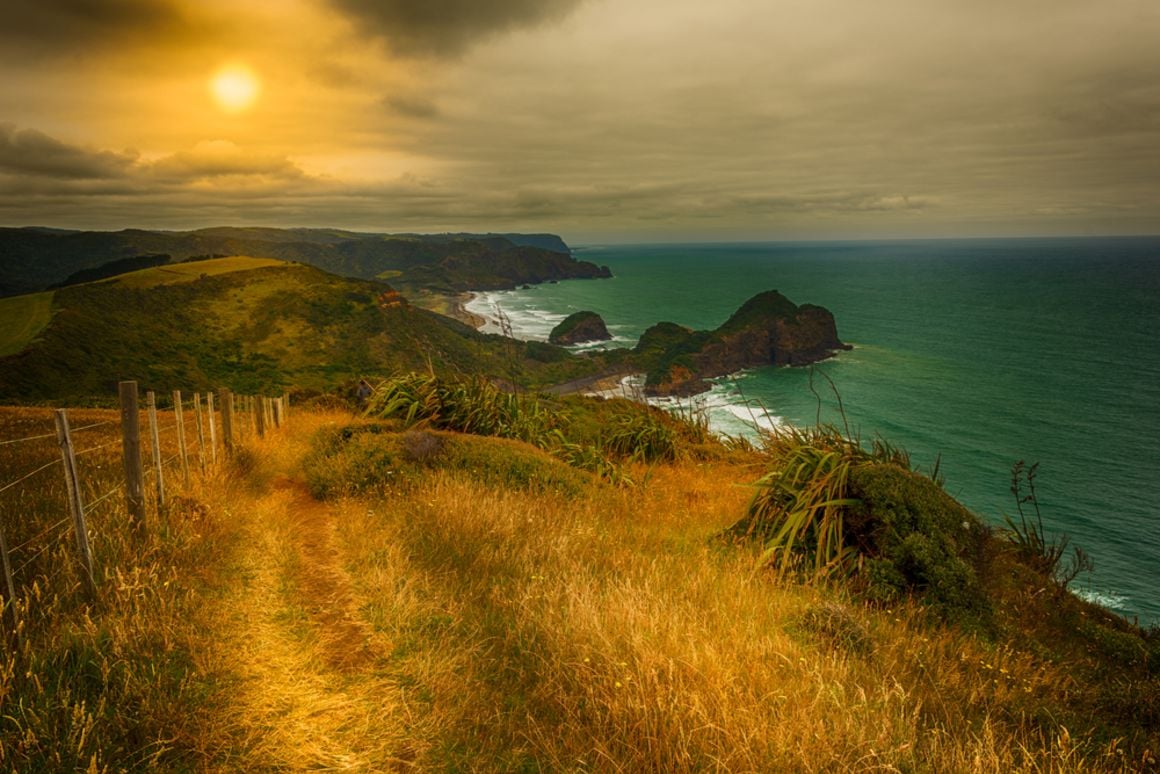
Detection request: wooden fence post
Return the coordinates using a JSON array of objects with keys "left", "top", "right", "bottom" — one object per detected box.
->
[
  {"left": 0, "top": 519, "right": 17, "bottom": 633},
  {"left": 193, "top": 393, "right": 207, "bottom": 475},
  {"left": 147, "top": 390, "right": 166, "bottom": 510},
  {"left": 282, "top": 391, "right": 289, "bottom": 421},
  {"left": 221, "top": 388, "right": 235, "bottom": 455},
  {"left": 55, "top": 409, "right": 97, "bottom": 597},
  {"left": 256, "top": 396, "right": 267, "bottom": 438},
  {"left": 206, "top": 392, "right": 218, "bottom": 465},
  {"left": 119, "top": 381, "right": 147, "bottom": 535},
  {"left": 273, "top": 397, "right": 282, "bottom": 428},
  {"left": 173, "top": 390, "right": 190, "bottom": 482}
]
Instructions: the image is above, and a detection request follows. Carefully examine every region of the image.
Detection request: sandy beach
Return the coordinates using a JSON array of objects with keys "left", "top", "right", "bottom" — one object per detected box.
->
[{"left": 410, "top": 291, "right": 488, "bottom": 329}]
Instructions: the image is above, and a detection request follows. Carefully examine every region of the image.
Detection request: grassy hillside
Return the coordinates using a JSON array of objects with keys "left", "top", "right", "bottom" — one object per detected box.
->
[
  {"left": 0, "top": 258, "right": 604, "bottom": 402},
  {"left": 0, "top": 396, "right": 1154, "bottom": 771},
  {"left": 0, "top": 291, "right": 54, "bottom": 357}
]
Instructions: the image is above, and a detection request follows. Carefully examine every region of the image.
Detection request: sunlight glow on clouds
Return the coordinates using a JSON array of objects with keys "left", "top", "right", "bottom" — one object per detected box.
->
[{"left": 0, "top": 0, "right": 1158, "bottom": 240}]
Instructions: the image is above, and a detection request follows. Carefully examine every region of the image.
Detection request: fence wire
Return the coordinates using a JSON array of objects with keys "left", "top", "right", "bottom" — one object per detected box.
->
[
  {"left": 10, "top": 517, "right": 71, "bottom": 553},
  {"left": 0, "top": 431, "right": 57, "bottom": 447},
  {"left": 14, "top": 533, "right": 66, "bottom": 576},
  {"left": 75, "top": 439, "right": 122, "bottom": 457},
  {"left": 85, "top": 484, "right": 124, "bottom": 512},
  {"left": 0, "top": 458, "right": 61, "bottom": 496}
]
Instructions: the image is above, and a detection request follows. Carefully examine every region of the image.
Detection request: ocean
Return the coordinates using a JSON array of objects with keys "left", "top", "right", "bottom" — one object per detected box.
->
[{"left": 466, "top": 237, "right": 1160, "bottom": 626}]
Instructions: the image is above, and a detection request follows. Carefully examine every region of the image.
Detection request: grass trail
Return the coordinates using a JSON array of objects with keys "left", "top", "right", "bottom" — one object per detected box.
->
[{"left": 197, "top": 416, "right": 423, "bottom": 769}]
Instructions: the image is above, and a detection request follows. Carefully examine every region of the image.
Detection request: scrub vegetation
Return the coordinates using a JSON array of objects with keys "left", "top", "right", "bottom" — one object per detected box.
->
[{"left": 0, "top": 392, "right": 1156, "bottom": 771}]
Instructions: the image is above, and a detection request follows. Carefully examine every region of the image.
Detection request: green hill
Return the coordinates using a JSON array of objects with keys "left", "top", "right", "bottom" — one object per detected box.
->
[{"left": 0, "top": 257, "right": 602, "bottom": 402}]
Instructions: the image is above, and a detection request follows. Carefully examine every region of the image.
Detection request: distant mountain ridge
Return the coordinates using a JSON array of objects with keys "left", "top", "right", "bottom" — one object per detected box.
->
[{"left": 0, "top": 226, "right": 606, "bottom": 297}]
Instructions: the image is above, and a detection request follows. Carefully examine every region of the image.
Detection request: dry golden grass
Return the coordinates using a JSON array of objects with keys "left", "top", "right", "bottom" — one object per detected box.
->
[{"left": 2, "top": 406, "right": 1153, "bottom": 771}]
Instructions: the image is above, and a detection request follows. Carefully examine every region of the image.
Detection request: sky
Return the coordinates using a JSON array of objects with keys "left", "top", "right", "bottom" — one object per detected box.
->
[{"left": 1, "top": 0, "right": 1159, "bottom": 243}]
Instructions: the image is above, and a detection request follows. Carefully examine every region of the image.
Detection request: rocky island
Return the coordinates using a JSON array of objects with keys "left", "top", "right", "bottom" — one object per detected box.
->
[
  {"left": 637, "top": 290, "right": 851, "bottom": 396},
  {"left": 548, "top": 311, "right": 613, "bottom": 346}
]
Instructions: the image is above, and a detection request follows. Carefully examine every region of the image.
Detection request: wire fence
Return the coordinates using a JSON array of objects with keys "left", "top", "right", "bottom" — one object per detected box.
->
[{"left": 0, "top": 383, "right": 290, "bottom": 618}]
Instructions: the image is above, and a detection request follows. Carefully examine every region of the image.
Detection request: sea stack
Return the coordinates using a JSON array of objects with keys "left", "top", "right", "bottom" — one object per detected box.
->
[
  {"left": 548, "top": 311, "right": 613, "bottom": 346},
  {"left": 641, "top": 290, "right": 850, "bottom": 397}
]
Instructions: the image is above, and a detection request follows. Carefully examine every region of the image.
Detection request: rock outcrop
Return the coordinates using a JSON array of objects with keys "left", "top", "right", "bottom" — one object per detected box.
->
[
  {"left": 640, "top": 290, "right": 850, "bottom": 397},
  {"left": 549, "top": 311, "right": 613, "bottom": 345}
]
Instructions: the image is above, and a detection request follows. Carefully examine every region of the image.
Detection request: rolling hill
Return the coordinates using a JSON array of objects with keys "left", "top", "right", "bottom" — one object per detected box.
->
[{"left": 0, "top": 256, "right": 603, "bottom": 402}]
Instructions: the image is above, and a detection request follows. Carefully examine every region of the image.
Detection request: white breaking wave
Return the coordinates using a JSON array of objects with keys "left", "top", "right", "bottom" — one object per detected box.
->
[
  {"left": 1073, "top": 586, "right": 1131, "bottom": 614},
  {"left": 586, "top": 374, "right": 783, "bottom": 440},
  {"left": 465, "top": 292, "right": 633, "bottom": 351},
  {"left": 464, "top": 291, "right": 564, "bottom": 341}
]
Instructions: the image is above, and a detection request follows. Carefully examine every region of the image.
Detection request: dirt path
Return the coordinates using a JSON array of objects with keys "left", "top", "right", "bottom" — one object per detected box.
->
[{"left": 204, "top": 468, "right": 418, "bottom": 769}]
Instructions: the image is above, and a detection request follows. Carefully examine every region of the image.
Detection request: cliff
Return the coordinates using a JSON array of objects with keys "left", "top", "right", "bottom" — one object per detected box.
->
[{"left": 640, "top": 290, "right": 850, "bottom": 396}]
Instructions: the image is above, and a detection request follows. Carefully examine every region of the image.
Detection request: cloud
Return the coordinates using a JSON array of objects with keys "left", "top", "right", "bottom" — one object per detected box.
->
[
  {"left": 0, "top": 0, "right": 189, "bottom": 58},
  {"left": 727, "top": 192, "right": 937, "bottom": 215},
  {"left": 383, "top": 95, "right": 441, "bottom": 120},
  {"left": 328, "top": 0, "right": 584, "bottom": 57},
  {"left": 0, "top": 124, "right": 137, "bottom": 179},
  {"left": 149, "top": 141, "right": 305, "bottom": 181}
]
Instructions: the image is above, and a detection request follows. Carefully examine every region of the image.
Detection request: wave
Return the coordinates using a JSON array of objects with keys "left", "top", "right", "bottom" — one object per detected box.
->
[
  {"left": 464, "top": 291, "right": 636, "bottom": 351},
  {"left": 1073, "top": 586, "right": 1131, "bottom": 614},
  {"left": 597, "top": 375, "right": 783, "bottom": 439},
  {"left": 464, "top": 291, "right": 562, "bottom": 339}
]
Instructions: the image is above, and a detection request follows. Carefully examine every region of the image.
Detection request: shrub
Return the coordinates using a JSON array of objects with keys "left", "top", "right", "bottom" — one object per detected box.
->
[
  {"left": 846, "top": 463, "right": 990, "bottom": 618},
  {"left": 366, "top": 373, "right": 716, "bottom": 485},
  {"left": 731, "top": 425, "right": 991, "bottom": 619},
  {"left": 600, "top": 409, "right": 680, "bottom": 463},
  {"left": 303, "top": 423, "right": 590, "bottom": 498}
]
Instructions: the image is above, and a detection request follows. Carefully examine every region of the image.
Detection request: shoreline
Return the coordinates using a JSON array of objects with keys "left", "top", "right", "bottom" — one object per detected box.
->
[
  {"left": 411, "top": 291, "right": 488, "bottom": 330},
  {"left": 449, "top": 292, "right": 488, "bottom": 330}
]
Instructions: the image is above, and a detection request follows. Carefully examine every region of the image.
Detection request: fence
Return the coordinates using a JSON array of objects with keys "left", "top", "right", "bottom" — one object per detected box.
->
[{"left": 0, "top": 381, "right": 290, "bottom": 632}]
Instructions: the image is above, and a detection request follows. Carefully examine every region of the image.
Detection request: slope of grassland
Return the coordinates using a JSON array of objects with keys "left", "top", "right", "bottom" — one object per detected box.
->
[
  {"left": 1, "top": 400, "right": 1156, "bottom": 771},
  {"left": 106, "top": 255, "right": 287, "bottom": 288},
  {"left": 0, "top": 258, "right": 604, "bottom": 403},
  {"left": 0, "top": 291, "right": 54, "bottom": 357}
]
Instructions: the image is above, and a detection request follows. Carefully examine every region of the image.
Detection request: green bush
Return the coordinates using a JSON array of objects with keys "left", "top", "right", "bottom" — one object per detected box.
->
[
  {"left": 365, "top": 373, "right": 718, "bottom": 485},
  {"left": 303, "top": 423, "right": 590, "bottom": 498},
  {"left": 731, "top": 426, "right": 991, "bottom": 620},
  {"left": 600, "top": 409, "right": 680, "bottom": 463}
]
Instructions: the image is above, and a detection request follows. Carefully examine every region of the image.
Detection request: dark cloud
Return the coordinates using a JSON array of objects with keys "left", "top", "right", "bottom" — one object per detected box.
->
[
  {"left": 329, "top": 0, "right": 583, "bottom": 57},
  {"left": 0, "top": 0, "right": 188, "bottom": 57},
  {"left": 383, "top": 95, "right": 441, "bottom": 120},
  {"left": 0, "top": 124, "right": 136, "bottom": 179}
]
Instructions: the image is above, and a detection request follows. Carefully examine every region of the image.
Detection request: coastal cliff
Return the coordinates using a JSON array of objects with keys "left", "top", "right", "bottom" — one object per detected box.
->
[
  {"left": 0, "top": 227, "right": 609, "bottom": 297},
  {"left": 640, "top": 290, "right": 850, "bottom": 396}
]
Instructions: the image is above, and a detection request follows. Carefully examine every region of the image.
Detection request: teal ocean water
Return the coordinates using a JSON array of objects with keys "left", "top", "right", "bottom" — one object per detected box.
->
[{"left": 467, "top": 238, "right": 1160, "bottom": 626}]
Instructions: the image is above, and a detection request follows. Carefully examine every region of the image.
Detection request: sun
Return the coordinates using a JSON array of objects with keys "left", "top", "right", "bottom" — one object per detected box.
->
[{"left": 209, "top": 65, "right": 260, "bottom": 113}]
